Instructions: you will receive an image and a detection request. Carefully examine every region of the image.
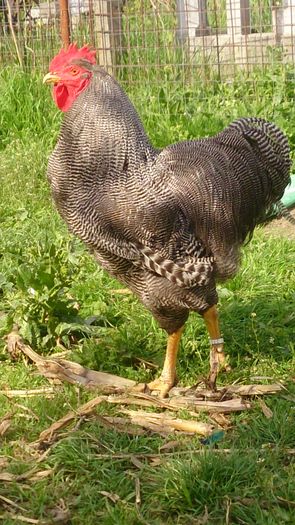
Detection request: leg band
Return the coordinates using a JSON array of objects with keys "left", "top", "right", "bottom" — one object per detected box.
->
[{"left": 210, "top": 337, "right": 224, "bottom": 346}]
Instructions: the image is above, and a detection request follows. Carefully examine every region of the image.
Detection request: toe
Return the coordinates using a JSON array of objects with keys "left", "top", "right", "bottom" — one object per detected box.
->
[{"left": 147, "top": 377, "right": 174, "bottom": 398}]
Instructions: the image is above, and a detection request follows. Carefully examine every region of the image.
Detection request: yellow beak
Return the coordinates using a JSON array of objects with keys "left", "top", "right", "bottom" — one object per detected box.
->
[{"left": 43, "top": 72, "right": 61, "bottom": 84}]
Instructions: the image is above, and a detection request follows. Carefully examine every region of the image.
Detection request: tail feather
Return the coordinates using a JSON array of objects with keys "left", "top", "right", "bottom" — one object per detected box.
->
[
  {"left": 275, "top": 201, "right": 295, "bottom": 225},
  {"left": 227, "top": 118, "right": 291, "bottom": 205},
  {"left": 139, "top": 246, "right": 214, "bottom": 287}
]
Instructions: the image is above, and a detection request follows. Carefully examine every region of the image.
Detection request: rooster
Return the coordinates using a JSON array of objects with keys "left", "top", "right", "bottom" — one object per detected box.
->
[{"left": 43, "top": 44, "right": 291, "bottom": 397}]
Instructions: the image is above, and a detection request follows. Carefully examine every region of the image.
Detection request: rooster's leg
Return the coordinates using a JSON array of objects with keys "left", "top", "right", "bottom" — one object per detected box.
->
[
  {"left": 203, "top": 305, "right": 230, "bottom": 389},
  {"left": 148, "top": 327, "right": 184, "bottom": 398}
]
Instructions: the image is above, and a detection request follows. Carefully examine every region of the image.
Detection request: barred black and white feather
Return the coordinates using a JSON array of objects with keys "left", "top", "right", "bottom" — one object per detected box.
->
[
  {"left": 275, "top": 201, "right": 295, "bottom": 225},
  {"left": 47, "top": 61, "right": 292, "bottom": 333}
]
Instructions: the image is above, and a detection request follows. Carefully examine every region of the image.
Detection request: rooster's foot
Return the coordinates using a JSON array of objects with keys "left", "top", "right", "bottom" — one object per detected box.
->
[
  {"left": 208, "top": 345, "right": 231, "bottom": 390},
  {"left": 147, "top": 376, "right": 175, "bottom": 398}
]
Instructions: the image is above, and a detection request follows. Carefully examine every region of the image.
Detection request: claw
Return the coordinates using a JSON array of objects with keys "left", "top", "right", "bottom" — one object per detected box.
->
[{"left": 147, "top": 377, "right": 175, "bottom": 398}]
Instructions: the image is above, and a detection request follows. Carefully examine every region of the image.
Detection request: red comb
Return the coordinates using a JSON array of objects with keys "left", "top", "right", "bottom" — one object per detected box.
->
[{"left": 50, "top": 43, "right": 96, "bottom": 72}]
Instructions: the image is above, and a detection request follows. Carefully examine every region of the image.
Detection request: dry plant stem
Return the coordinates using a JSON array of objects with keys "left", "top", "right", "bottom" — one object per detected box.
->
[
  {"left": 37, "top": 358, "right": 136, "bottom": 390},
  {"left": 37, "top": 396, "right": 105, "bottom": 444},
  {"left": 0, "top": 388, "right": 56, "bottom": 398},
  {"left": 157, "top": 396, "right": 250, "bottom": 413},
  {"left": 121, "top": 409, "right": 214, "bottom": 435},
  {"left": 93, "top": 448, "right": 295, "bottom": 460},
  {"left": 135, "top": 477, "right": 141, "bottom": 506},
  {"left": 5, "top": 0, "right": 23, "bottom": 68},
  {"left": 35, "top": 399, "right": 213, "bottom": 442},
  {"left": 6, "top": 330, "right": 135, "bottom": 391},
  {"left": 6, "top": 331, "right": 284, "bottom": 443},
  {"left": 107, "top": 393, "right": 250, "bottom": 413},
  {"left": 169, "top": 383, "right": 283, "bottom": 397},
  {"left": 0, "top": 495, "right": 28, "bottom": 514},
  {"left": 0, "top": 515, "right": 40, "bottom": 524},
  {"left": 148, "top": 326, "right": 184, "bottom": 397},
  {"left": 6, "top": 331, "right": 283, "bottom": 400}
]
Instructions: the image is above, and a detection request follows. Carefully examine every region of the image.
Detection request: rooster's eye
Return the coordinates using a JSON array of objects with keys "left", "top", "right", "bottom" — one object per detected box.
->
[{"left": 70, "top": 67, "right": 79, "bottom": 75}]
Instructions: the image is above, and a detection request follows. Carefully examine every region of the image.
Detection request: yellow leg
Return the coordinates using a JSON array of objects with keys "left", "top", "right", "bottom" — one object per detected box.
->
[
  {"left": 148, "top": 327, "right": 184, "bottom": 398},
  {"left": 203, "top": 305, "right": 230, "bottom": 389}
]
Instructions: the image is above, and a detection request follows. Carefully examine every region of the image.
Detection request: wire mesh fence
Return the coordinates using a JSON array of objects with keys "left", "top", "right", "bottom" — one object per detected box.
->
[{"left": 1, "top": 0, "right": 295, "bottom": 84}]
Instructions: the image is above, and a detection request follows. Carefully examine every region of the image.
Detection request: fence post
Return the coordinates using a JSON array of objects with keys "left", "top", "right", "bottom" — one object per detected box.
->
[
  {"left": 176, "top": 0, "right": 210, "bottom": 41},
  {"left": 93, "top": 0, "right": 113, "bottom": 72},
  {"left": 59, "top": 0, "right": 71, "bottom": 48},
  {"left": 279, "top": 0, "right": 295, "bottom": 35},
  {"left": 272, "top": 4, "right": 284, "bottom": 44},
  {"left": 227, "top": 0, "right": 250, "bottom": 36}
]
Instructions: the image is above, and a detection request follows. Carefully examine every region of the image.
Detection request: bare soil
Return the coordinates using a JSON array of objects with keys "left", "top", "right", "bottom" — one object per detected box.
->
[{"left": 263, "top": 208, "right": 295, "bottom": 240}]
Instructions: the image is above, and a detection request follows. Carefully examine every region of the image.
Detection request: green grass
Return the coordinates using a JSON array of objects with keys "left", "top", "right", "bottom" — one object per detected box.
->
[{"left": 0, "top": 65, "right": 295, "bottom": 524}]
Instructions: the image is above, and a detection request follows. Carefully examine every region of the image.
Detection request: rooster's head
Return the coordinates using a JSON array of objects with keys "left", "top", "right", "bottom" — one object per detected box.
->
[{"left": 43, "top": 44, "right": 96, "bottom": 112}]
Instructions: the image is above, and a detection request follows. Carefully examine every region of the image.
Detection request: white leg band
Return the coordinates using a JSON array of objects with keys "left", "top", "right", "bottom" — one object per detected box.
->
[{"left": 210, "top": 337, "right": 224, "bottom": 346}]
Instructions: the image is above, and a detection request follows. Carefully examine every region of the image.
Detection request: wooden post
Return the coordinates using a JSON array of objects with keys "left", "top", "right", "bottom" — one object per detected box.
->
[
  {"left": 227, "top": 0, "right": 250, "bottom": 35},
  {"left": 94, "top": 0, "right": 113, "bottom": 71},
  {"left": 240, "top": 0, "right": 250, "bottom": 35},
  {"left": 272, "top": 5, "right": 284, "bottom": 45},
  {"left": 59, "top": 0, "right": 70, "bottom": 48},
  {"left": 93, "top": 0, "right": 124, "bottom": 73}
]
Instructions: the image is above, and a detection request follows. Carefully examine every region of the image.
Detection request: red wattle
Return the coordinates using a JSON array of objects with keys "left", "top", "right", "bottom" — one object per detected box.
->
[
  {"left": 54, "top": 84, "right": 70, "bottom": 112},
  {"left": 53, "top": 76, "right": 91, "bottom": 112}
]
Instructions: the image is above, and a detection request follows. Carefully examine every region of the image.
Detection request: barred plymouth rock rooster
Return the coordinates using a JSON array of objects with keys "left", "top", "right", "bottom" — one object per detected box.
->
[{"left": 44, "top": 44, "right": 291, "bottom": 397}]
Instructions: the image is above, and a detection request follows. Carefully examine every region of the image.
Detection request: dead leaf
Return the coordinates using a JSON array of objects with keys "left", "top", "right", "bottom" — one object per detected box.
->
[
  {"left": 0, "top": 472, "right": 15, "bottom": 481},
  {"left": 28, "top": 469, "right": 54, "bottom": 481},
  {"left": 209, "top": 413, "right": 231, "bottom": 428},
  {"left": 0, "top": 467, "right": 54, "bottom": 483},
  {"left": 130, "top": 456, "right": 145, "bottom": 469},
  {"left": 0, "top": 413, "right": 12, "bottom": 436},
  {"left": 258, "top": 399, "right": 273, "bottom": 419},
  {"left": 47, "top": 500, "right": 71, "bottom": 523},
  {"left": 0, "top": 457, "right": 9, "bottom": 469},
  {"left": 99, "top": 491, "right": 121, "bottom": 503},
  {"left": 159, "top": 440, "right": 184, "bottom": 452},
  {"left": 149, "top": 457, "right": 162, "bottom": 467}
]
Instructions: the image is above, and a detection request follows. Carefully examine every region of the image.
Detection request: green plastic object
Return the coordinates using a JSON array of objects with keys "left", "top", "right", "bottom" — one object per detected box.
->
[{"left": 282, "top": 174, "right": 295, "bottom": 208}]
